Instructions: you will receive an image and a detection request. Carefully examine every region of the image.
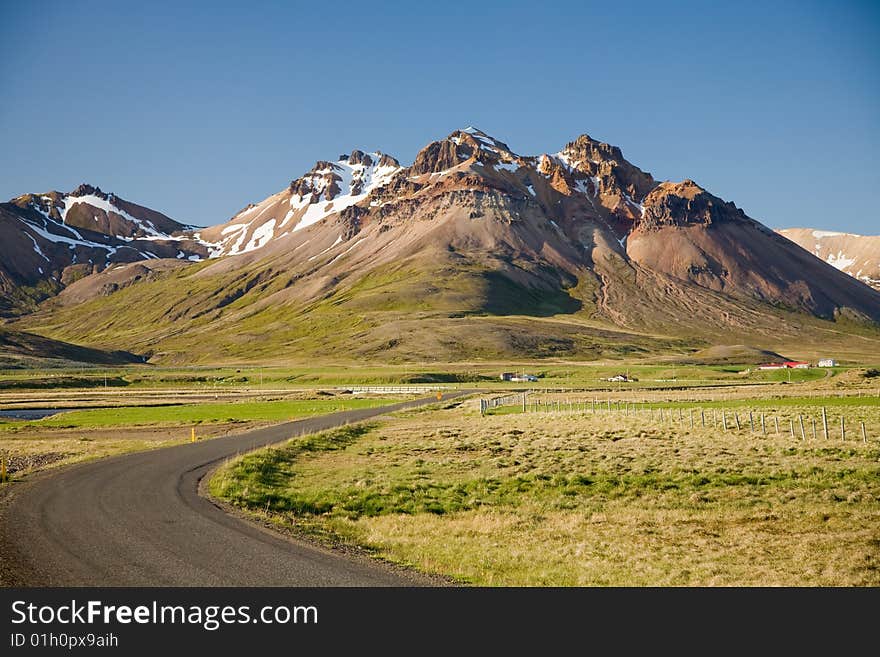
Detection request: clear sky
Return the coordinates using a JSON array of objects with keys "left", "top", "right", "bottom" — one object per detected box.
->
[{"left": 2, "top": 0, "right": 878, "bottom": 233}]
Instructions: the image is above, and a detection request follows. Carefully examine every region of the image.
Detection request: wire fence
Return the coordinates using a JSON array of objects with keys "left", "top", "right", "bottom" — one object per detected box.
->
[{"left": 480, "top": 393, "right": 876, "bottom": 442}]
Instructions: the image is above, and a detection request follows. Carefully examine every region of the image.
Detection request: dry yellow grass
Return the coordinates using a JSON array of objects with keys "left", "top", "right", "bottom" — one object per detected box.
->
[{"left": 214, "top": 402, "right": 880, "bottom": 586}]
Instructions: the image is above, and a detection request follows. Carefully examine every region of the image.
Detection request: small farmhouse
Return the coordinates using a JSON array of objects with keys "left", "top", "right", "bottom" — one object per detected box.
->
[
  {"left": 499, "top": 372, "right": 515, "bottom": 381},
  {"left": 818, "top": 359, "right": 837, "bottom": 367}
]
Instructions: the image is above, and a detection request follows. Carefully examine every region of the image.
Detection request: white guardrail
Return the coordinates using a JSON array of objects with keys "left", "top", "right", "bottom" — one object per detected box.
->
[{"left": 338, "top": 386, "right": 451, "bottom": 394}]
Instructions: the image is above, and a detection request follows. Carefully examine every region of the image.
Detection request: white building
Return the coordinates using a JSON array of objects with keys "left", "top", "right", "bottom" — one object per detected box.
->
[{"left": 818, "top": 359, "right": 837, "bottom": 367}]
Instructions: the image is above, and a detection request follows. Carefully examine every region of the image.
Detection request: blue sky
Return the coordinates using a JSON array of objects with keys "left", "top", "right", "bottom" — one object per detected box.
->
[{"left": 2, "top": 0, "right": 878, "bottom": 232}]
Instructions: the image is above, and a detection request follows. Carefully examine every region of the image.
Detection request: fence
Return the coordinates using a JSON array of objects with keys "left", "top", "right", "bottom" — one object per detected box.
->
[
  {"left": 480, "top": 393, "right": 527, "bottom": 415},
  {"left": 481, "top": 395, "right": 875, "bottom": 442}
]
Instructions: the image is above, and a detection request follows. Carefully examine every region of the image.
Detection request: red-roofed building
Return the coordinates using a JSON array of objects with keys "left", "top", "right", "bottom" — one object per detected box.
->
[{"left": 759, "top": 361, "right": 811, "bottom": 370}]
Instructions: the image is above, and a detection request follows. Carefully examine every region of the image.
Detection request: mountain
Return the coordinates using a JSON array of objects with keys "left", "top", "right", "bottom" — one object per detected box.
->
[
  {"left": 6, "top": 128, "right": 880, "bottom": 364},
  {"left": 0, "top": 184, "right": 210, "bottom": 314},
  {"left": 777, "top": 228, "right": 880, "bottom": 291}
]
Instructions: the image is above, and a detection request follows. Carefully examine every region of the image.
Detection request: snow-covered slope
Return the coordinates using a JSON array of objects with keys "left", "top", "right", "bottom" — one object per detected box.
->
[
  {"left": 196, "top": 150, "right": 402, "bottom": 256},
  {"left": 778, "top": 228, "right": 880, "bottom": 291}
]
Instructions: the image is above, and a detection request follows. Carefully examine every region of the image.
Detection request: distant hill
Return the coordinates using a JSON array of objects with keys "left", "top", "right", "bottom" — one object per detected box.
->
[{"left": 777, "top": 228, "right": 880, "bottom": 291}]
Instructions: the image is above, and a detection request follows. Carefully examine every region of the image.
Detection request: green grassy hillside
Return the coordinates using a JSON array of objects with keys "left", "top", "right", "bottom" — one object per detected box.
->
[{"left": 9, "top": 243, "right": 880, "bottom": 365}]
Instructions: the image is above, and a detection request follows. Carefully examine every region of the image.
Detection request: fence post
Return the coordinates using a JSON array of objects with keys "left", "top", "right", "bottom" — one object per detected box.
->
[
  {"left": 761, "top": 413, "right": 766, "bottom": 435},
  {"left": 789, "top": 419, "right": 794, "bottom": 439},
  {"left": 822, "top": 407, "right": 828, "bottom": 440},
  {"left": 749, "top": 411, "right": 754, "bottom": 433},
  {"left": 722, "top": 412, "right": 727, "bottom": 431},
  {"left": 862, "top": 422, "right": 868, "bottom": 443},
  {"left": 701, "top": 409, "right": 705, "bottom": 427},
  {"left": 811, "top": 418, "right": 816, "bottom": 440},
  {"left": 690, "top": 409, "right": 694, "bottom": 429},
  {"left": 713, "top": 409, "right": 717, "bottom": 428},
  {"left": 841, "top": 416, "right": 845, "bottom": 441},
  {"left": 522, "top": 393, "right": 526, "bottom": 413},
  {"left": 734, "top": 413, "right": 741, "bottom": 431},
  {"left": 798, "top": 415, "right": 806, "bottom": 441},
  {"left": 774, "top": 416, "right": 779, "bottom": 435}
]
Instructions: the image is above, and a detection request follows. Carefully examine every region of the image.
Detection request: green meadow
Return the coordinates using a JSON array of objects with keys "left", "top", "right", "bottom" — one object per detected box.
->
[{"left": 0, "top": 397, "right": 402, "bottom": 431}]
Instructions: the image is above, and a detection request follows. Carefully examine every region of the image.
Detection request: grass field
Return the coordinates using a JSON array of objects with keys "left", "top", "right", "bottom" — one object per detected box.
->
[
  {"left": 211, "top": 398, "right": 880, "bottom": 586},
  {"left": 0, "top": 395, "right": 404, "bottom": 480},
  {"left": 0, "top": 397, "right": 401, "bottom": 431}
]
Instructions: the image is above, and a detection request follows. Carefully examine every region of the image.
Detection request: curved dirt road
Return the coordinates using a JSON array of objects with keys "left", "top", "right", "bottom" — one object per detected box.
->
[{"left": 0, "top": 393, "right": 470, "bottom": 586}]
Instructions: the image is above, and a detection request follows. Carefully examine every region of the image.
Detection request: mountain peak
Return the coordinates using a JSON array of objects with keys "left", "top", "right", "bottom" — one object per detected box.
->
[
  {"left": 409, "top": 128, "right": 522, "bottom": 176},
  {"left": 639, "top": 179, "right": 750, "bottom": 229},
  {"left": 70, "top": 183, "right": 108, "bottom": 199},
  {"left": 459, "top": 125, "right": 491, "bottom": 139},
  {"left": 448, "top": 127, "right": 517, "bottom": 157}
]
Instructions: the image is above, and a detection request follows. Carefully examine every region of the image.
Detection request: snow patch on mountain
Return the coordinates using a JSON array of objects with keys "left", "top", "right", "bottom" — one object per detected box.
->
[
  {"left": 62, "top": 194, "right": 164, "bottom": 238},
  {"left": 24, "top": 232, "right": 50, "bottom": 261},
  {"left": 241, "top": 219, "right": 276, "bottom": 253},
  {"left": 291, "top": 154, "right": 400, "bottom": 233},
  {"left": 826, "top": 251, "right": 857, "bottom": 271},
  {"left": 623, "top": 192, "right": 645, "bottom": 216},
  {"left": 307, "top": 236, "right": 344, "bottom": 262},
  {"left": 17, "top": 212, "right": 116, "bottom": 252}
]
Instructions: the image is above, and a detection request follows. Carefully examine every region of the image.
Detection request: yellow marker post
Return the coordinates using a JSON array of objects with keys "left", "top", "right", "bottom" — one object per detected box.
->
[
  {"left": 436, "top": 391, "right": 443, "bottom": 401},
  {"left": 191, "top": 427, "right": 196, "bottom": 443}
]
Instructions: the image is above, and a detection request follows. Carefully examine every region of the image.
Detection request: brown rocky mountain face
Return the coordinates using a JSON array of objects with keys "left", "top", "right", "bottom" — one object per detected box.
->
[
  {"left": 5, "top": 127, "right": 880, "bottom": 363},
  {"left": 628, "top": 182, "right": 879, "bottom": 320}
]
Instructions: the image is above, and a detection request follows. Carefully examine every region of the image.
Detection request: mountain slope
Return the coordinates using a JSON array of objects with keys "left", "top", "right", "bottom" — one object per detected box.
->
[
  {"left": 777, "top": 228, "right": 880, "bottom": 291},
  {"left": 9, "top": 128, "right": 880, "bottom": 363},
  {"left": 627, "top": 182, "right": 880, "bottom": 321}
]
